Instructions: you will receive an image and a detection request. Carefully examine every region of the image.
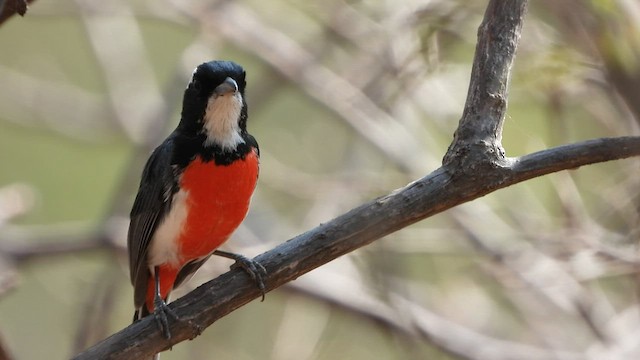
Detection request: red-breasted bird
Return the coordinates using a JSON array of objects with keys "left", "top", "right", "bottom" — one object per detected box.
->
[{"left": 127, "top": 60, "right": 264, "bottom": 339}]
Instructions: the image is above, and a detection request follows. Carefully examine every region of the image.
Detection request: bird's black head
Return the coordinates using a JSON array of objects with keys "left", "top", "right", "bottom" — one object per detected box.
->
[{"left": 179, "top": 61, "right": 249, "bottom": 149}]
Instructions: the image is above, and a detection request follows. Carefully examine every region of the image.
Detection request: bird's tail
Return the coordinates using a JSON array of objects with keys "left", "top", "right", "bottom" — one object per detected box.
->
[{"left": 133, "top": 304, "right": 152, "bottom": 323}]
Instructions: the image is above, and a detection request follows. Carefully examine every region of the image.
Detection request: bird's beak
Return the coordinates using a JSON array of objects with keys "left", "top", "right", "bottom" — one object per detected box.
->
[{"left": 214, "top": 77, "right": 238, "bottom": 96}]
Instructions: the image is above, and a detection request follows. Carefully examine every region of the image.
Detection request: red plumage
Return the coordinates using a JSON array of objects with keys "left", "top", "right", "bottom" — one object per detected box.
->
[{"left": 144, "top": 150, "right": 259, "bottom": 310}]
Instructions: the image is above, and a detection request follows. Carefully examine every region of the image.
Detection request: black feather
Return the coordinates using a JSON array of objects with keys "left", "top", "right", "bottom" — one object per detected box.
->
[{"left": 128, "top": 137, "right": 177, "bottom": 309}]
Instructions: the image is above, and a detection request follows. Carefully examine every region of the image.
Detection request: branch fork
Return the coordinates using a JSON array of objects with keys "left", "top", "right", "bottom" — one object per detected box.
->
[{"left": 73, "top": 1, "right": 640, "bottom": 358}]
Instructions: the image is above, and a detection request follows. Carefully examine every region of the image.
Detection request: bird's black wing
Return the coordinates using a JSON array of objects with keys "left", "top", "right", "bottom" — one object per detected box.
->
[
  {"left": 173, "top": 255, "right": 212, "bottom": 290},
  {"left": 128, "top": 137, "right": 177, "bottom": 309}
]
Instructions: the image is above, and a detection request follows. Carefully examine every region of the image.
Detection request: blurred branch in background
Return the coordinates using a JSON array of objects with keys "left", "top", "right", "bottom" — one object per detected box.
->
[
  {"left": 0, "top": 0, "right": 30, "bottom": 26},
  {"left": 0, "top": 330, "right": 13, "bottom": 360},
  {"left": 1, "top": 0, "right": 640, "bottom": 359},
  {"left": 0, "top": 66, "right": 118, "bottom": 141},
  {"left": 287, "top": 267, "right": 586, "bottom": 360},
  {"left": 171, "top": 0, "right": 432, "bottom": 174},
  {"left": 542, "top": 0, "right": 640, "bottom": 128}
]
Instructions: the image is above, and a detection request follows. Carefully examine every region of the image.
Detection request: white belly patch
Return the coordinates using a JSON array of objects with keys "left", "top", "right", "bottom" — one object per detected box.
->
[{"left": 147, "top": 189, "right": 189, "bottom": 269}]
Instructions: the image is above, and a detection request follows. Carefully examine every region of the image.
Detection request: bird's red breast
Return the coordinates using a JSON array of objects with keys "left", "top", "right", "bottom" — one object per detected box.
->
[
  {"left": 179, "top": 149, "right": 259, "bottom": 258},
  {"left": 145, "top": 148, "right": 259, "bottom": 309}
]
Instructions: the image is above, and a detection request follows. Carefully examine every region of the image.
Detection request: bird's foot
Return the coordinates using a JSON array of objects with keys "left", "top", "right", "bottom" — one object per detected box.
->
[
  {"left": 213, "top": 250, "right": 267, "bottom": 301},
  {"left": 153, "top": 297, "right": 179, "bottom": 339}
]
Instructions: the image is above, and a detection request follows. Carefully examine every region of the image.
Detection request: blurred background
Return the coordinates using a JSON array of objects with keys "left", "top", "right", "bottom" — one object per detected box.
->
[{"left": 0, "top": 0, "right": 639, "bottom": 359}]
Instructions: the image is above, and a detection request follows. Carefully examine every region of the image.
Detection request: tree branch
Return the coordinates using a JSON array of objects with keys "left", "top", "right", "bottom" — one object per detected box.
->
[
  {"left": 444, "top": 0, "right": 527, "bottom": 166},
  {"left": 0, "top": 0, "right": 31, "bottom": 26},
  {"left": 72, "top": 0, "right": 640, "bottom": 358},
  {"left": 74, "top": 134, "right": 640, "bottom": 359}
]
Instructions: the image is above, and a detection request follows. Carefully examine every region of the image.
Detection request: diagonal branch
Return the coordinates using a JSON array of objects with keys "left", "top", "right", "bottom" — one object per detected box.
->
[
  {"left": 72, "top": 0, "right": 640, "bottom": 358},
  {"left": 73, "top": 134, "right": 640, "bottom": 359}
]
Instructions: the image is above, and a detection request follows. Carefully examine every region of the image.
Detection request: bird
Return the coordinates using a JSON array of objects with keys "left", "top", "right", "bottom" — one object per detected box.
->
[{"left": 127, "top": 60, "right": 264, "bottom": 340}]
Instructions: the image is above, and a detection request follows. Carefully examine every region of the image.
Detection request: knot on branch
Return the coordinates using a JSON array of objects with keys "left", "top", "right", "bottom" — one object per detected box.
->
[{"left": 442, "top": 139, "right": 507, "bottom": 178}]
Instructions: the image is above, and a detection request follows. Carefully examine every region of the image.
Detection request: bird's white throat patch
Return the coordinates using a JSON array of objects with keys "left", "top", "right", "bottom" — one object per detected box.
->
[{"left": 202, "top": 92, "right": 245, "bottom": 150}]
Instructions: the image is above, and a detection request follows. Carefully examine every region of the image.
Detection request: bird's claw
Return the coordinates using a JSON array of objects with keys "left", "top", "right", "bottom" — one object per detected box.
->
[
  {"left": 214, "top": 250, "right": 267, "bottom": 301},
  {"left": 154, "top": 297, "right": 179, "bottom": 339},
  {"left": 231, "top": 255, "right": 267, "bottom": 301}
]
